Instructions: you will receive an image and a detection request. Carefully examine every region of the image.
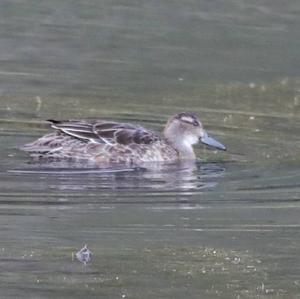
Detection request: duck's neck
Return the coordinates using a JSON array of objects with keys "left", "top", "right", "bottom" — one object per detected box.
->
[
  {"left": 164, "top": 128, "right": 196, "bottom": 160},
  {"left": 171, "top": 139, "right": 196, "bottom": 160}
]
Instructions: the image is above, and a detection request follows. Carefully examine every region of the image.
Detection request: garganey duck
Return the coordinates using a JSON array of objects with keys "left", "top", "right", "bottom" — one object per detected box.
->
[{"left": 21, "top": 112, "right": 226, "bottom": 164}]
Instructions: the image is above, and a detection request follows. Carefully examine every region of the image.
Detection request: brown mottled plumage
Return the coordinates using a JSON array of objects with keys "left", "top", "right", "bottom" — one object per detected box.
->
[{"left": 20, "top": 112, "right": 226, "bottom": 164}]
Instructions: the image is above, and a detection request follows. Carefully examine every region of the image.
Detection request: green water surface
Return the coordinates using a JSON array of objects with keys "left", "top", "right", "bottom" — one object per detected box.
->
[{"left": 0, "top": 1, "right": 300, "bottom": 298}]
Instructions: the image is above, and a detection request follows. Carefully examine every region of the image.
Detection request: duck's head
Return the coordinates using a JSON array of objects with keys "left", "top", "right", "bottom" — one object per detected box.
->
[{"left": 163, "top": 112, "right": 226, "bottom": 159}]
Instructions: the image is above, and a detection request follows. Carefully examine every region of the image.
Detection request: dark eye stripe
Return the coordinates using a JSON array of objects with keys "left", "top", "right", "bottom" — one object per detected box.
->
[
  {"left": 176, "top": 113, "right": 200, "bottom": 126},
  {"left": 180, "top": 117, "right": 199, "bottom": 126}
]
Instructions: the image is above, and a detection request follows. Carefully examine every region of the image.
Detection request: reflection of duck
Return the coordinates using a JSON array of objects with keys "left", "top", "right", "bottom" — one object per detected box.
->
[
  {"left": 21, "top": 112, "right": 226, "bottom": 164},
  {"left": 138, "top": 161, "right": 226, "bottom": 192}
]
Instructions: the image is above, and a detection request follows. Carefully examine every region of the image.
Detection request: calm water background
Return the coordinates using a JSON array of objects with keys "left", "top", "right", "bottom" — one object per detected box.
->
[{"left": 0, "top": 0, "right": 300, "bottom": 298}]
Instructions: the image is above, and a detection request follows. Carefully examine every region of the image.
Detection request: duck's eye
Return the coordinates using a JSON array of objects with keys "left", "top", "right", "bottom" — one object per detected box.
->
[{"left": 192, "top": 120, "right": 199, "bottom": 126}]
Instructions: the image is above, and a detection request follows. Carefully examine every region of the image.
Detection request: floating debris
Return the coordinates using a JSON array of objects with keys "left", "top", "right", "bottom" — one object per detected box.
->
[{"left": 75, "top": 245, "right": 92, "bottom": 265}]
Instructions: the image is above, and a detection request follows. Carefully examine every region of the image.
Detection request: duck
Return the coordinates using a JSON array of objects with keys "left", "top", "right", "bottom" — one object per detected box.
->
[{"left": 20, "top": 112, "right": 226, "bottom": 164}]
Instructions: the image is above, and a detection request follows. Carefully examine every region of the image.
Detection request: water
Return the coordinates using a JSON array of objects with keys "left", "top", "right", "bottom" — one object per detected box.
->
[{"left": 1, "top": 0, "right": 300, "bottom": 298}]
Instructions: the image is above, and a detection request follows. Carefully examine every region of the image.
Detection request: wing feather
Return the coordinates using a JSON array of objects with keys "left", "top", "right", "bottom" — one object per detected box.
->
[{"left": 48, "top": 120, "right": 161, "bottom": 145}]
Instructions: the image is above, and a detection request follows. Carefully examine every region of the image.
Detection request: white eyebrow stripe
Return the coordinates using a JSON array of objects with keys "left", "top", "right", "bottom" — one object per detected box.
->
[{"left": 181, "top": 116, "right": 194, "bottom": 123}]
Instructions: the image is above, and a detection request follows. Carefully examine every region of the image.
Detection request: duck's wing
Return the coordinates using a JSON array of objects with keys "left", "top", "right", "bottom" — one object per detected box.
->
[{"left": 49, "top": 119, "right": 161, "bottom": 145}]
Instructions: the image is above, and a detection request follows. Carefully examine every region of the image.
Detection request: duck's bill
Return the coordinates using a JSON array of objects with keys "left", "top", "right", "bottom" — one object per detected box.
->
[{"left": 200, "top": 132, "right": 226, "bottom": 151}]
